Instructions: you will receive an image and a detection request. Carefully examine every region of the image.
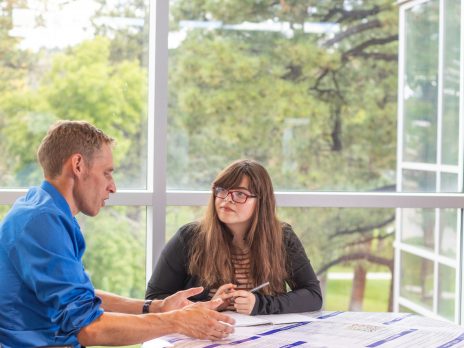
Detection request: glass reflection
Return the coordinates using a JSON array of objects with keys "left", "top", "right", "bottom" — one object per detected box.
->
[
  {"left": 401, "top": 208, "right": 435, "bottom": 251},
  {"left": 439, "top": 209, "right": 457, "bottom": 259},
  {"left": 441, "top": 0, "right": 460, "bottom": 166},
  {"left": 438, "top": 263, "right": 455, "bottom": 320},
  {"left": 403, "top": 1, "right": 439, "bottom": 164},
  {"left": 166, "top": 206, "right": 395, "bottom": 312},
  {"left": 400, "top": 251, "right": 433, "bottom": 310}
]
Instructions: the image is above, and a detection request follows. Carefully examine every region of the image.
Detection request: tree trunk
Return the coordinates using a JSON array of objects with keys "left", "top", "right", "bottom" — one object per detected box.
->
[
  {"left": 349, "top": 264, "right": 367, "bottom": 311},
  {"left": 388, "top": 266, "right": 394, "bottom": 312}
]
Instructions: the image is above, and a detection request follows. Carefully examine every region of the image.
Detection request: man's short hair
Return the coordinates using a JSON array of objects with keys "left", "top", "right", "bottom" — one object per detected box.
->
[{"left": 37, "top": 120, "right": 114, "bottom": 179}]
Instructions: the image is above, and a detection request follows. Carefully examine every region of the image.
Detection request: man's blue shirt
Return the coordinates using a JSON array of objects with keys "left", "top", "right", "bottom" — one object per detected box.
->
[{"left": 0, "top": 181, "right": 103, "bottom": 348}]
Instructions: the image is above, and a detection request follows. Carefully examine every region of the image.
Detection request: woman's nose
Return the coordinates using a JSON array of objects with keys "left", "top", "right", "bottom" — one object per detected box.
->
[{"left": 223, "top": 192, "right": 235, "bottom": 204}]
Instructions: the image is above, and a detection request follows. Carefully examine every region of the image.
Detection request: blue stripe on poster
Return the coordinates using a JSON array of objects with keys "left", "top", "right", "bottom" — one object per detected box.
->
[
  {"left": 230, "top": 336, "right": 261, "bottom": 345},
  {"left": 259, "top": 322, "right": 311, "bottom": 336},
  {"left": 382, "top": 313, "right": 415, "bottom": 325},
  {"left": 279, "top": 341, "right": 307, "bottom": 347},
  {"left": 435, "top": 332, "right": 464, "bottom": 348},
  {"left": 365, "top": 329, "right": 418, "bottom": 347},
  {"left": 317, "top": 311, "right": 345, "bottom": 319}
]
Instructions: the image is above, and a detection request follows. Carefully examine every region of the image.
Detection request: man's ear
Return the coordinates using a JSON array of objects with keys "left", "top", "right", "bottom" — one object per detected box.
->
[{"left": 70, "top": 153, "right": 85, "bottom": 176}]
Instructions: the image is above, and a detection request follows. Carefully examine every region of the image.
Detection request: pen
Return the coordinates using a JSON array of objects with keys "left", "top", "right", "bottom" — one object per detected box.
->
[{"left": 250, "top": 281, "right": 270, "bottom": 293}]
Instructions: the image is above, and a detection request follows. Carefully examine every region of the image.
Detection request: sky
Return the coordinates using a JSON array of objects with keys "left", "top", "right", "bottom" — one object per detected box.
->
[
  {"left": 10, "top": 0, "right": 98, "bottom": 50},
  {"left": 9, "top": 0, "right": 338, "bottom": 51}
]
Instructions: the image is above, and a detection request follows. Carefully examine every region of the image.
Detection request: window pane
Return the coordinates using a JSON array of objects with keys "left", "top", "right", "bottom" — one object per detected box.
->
[
  {"left": 402, "top": 169, "right": 436, "bottom": 192},
  {"left": 403, "top": 1, "right": 439, "bottom": 164},
  {"left": 440, "top": 173, "right": 458, "bottom": 192},
  {"left": 0, "top": 0, "right": 149, "bottom": 189},
  {"left": 441, "top": 0, "right": 460, "bottom": 166},
  {"left": 401, "top": 208, "right": 435, "bottom": 251},
  {"left": 438, "top": 263, "right": 455, "bottom": 320},
  {"left": 439, "top": 209, "right": 457, "bottom": 259},
  {"left": 166, "top": 206, "right": 395, "bottom": 312},
  {"left": 400, "top": 251, "right": 433, "bottom": 310},
  {"left": 79, "top": 206, "right": 146, "bottom": 298},
  {"left": 167, "top": 2, "right": 398, "bottom": 191}
]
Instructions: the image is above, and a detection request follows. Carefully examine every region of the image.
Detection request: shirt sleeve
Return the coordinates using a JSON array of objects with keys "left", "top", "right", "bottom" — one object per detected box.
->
[
  {"left": 8, "top": 212, "right": 103, "bottom": 337},
  {"left": 251, "top": 226, "right": 323, "bottom": 315},
  {"left": 145, "top": 224, "right": 191, "bottom": 300}
]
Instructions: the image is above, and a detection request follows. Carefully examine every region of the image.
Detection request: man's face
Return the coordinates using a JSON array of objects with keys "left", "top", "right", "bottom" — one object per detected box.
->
[{"left": 73, "top": 143, "right": 116, "bottom": 216}]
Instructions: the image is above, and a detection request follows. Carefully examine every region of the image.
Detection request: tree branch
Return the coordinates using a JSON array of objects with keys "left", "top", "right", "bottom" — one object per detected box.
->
[
  {"left": 323, "top": 19, "right": 382, "bottom": 47},
  {"left": 317, "top": 252, "right": 393, "bottom": 275},
  {"left": 344, "top": 232, "right": 393, "bottom": 248},
  {"left": 330, "top": 214, "right": 395, "bottom": 239},
  {"left": 342, "top": 34, "right": 398, "bottom": 62},
  {"left": 349, "top": 52, "right": 398, "bottom": 61},
  {"left": 371, "top": 184, "right": 396, "bottom": 192}
]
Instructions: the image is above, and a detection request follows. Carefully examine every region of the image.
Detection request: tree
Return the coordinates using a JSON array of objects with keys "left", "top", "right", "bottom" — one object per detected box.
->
[
  {"left": 168, "top": 0, "right": 398, "bottom": 310},
  {"left": 0, "top": 0, "right": 39, "bottom": 186},
  {"left": 1, "top": 33, "right": 148, "bottom": 296}
]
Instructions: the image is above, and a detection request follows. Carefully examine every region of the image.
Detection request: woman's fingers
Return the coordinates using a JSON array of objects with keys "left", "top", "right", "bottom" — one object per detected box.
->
[
  {"left": 231, "top": 290, "right": 256, "bottom": 315},
  {"left": 216, "top": 283, "right": 237, "bottom": 295}
]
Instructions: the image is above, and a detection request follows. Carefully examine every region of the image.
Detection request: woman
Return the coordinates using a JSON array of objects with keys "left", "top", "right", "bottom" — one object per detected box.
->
[{"left": 145, "top": 159, "right": 322, "bottom": 315}]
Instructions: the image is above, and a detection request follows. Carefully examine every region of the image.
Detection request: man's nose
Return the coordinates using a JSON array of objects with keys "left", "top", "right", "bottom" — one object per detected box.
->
[{"left": 109, "top": 180, "right": 116, "bottom": 193}]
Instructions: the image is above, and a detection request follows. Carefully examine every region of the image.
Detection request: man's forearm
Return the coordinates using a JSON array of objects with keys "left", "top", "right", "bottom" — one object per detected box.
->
[
  {"left": 77, "top": 311, "right": 178, "bottom": 346},
  {"left": 96, "top": 289, "right": 163, "bottom": 314},
  {"left": 78, "top": 299, "right": 235, "bottom": 345}
]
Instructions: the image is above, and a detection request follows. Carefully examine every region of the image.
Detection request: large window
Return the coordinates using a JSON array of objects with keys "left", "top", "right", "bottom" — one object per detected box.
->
[
  {"left": 1, "top": 0, "right": 463, "bottom": 334},
  {"left": 396, "top": 0, "right": 462, "bottom": 322},
  {"left": 0, "top": 0, "right": 149, "bottom": 189}
]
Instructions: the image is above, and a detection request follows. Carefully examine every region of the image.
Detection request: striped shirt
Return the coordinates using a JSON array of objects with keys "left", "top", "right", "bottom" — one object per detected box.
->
[{"left": 209, "top": 247, "right": 253, "bottom": 311}]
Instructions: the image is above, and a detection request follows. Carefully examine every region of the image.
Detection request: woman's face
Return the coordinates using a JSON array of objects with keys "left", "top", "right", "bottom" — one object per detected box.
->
[{"left": 215, "top": 176, "right": 257, "bottom": 233}]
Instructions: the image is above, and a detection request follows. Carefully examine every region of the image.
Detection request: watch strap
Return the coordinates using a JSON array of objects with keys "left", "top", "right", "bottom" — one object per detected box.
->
[{"left": 142, "top": 299, "right": 153, "bottom": 314}]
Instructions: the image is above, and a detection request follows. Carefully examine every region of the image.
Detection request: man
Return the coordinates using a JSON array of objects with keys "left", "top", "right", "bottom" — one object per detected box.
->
[{"left": 0, "top": 120, "right": 234, "bottom": 347}]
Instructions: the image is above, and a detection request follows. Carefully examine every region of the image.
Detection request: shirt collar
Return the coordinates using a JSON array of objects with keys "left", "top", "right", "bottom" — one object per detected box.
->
[{"left": 40, "top": 180, "right": 74, "bottom": 219}]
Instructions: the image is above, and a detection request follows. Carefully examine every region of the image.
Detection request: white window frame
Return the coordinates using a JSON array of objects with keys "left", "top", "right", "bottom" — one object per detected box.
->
[{"left": 396, "top": 0, "right": 464, "bottom": 324}]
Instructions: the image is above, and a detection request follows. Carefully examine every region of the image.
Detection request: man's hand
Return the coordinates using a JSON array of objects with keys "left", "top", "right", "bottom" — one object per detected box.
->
[
  {"left": 173, "top": 299, "right": 235, "bottom": 340},
  {"left": 159, "top": 287, "right": 204, "bottom": 312}
]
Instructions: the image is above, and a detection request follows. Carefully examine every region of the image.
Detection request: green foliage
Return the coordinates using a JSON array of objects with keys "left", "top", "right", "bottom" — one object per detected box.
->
[
  {"left": 0, "top": 0, "right": 39, "bottom": 185},
  {"left": 167, "top": 0, "right": 398, "bottom": 310},
  {"left": 1, "top": 0, "right": 399, "bottom": 311},
  {"left": 167, "top": 1, "right": 398, "bottom": 193},
  {"left": 80, "top": 206, "right": 146, "bottom": 298},
  {"left": 1, "top": 35, "right": 147, "bottom": 188},
  {"left": 326, "top": 278, "right": 390, "bottom": 312}
]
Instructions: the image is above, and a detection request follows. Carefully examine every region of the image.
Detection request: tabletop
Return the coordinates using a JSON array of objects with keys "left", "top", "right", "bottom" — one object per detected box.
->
[{"left": 143, "top": 310, "right": 464, "bottom": 348}]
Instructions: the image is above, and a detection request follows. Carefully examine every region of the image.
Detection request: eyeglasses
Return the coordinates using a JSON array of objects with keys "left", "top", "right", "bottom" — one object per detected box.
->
[{"left": 213, "top": 186, "right": 257, "bottom": 204}]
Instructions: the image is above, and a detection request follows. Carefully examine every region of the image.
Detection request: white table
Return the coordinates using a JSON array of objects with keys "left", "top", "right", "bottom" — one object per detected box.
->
[{"left": 143, "top": 310, "right": 464, "bottom": 348}]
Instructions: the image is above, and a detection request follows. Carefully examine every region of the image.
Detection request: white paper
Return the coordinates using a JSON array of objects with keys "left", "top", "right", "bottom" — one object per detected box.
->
[{"left": 143, "top": 311, "right": 464, "bottom": 348}]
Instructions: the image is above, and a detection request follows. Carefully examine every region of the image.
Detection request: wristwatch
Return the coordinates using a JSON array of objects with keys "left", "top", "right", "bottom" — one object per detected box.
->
[{"left": 142, "top": 299, "right": 153, "bottom": 314}]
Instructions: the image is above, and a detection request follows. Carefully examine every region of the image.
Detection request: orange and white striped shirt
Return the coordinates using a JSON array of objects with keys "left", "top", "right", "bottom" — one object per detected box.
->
[{"left": 209, "top": 247, "right": 253, "bottom": 310}]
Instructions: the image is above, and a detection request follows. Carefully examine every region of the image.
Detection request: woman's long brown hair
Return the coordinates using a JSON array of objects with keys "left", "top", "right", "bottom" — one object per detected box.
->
[{"left": 188, "top": 159, "right": 288, "bottom": 295}]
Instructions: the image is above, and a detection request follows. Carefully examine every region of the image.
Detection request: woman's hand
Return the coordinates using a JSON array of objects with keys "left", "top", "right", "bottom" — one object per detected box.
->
[
  {"left": 231, "top": 290, "right": 256, "bottom": 315},
  {"left": 211, "top": 283, "right": 237, "bottom": 311},
  {"left": 159, "top": 287, "right": 204, "bottom": 312}
]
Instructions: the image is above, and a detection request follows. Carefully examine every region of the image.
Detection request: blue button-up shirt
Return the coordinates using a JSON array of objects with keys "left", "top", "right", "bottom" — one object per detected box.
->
[{"left": 0, "top": 181, "right": 103, "bottom": 348}]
